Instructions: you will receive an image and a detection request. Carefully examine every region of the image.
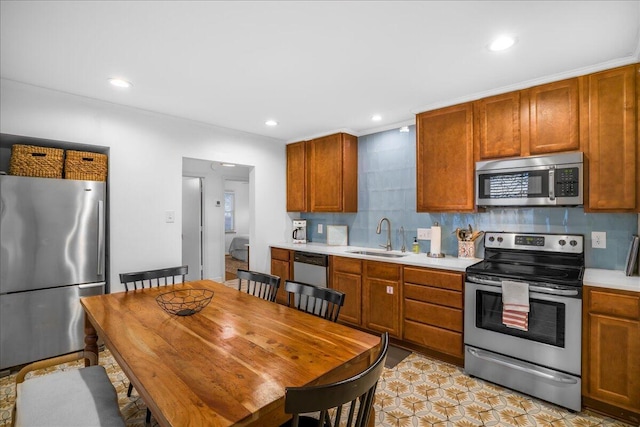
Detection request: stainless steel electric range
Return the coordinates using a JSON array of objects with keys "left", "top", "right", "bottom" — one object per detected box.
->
[{"left": 464, "top": 231, "right": 584, "bottom": 412}]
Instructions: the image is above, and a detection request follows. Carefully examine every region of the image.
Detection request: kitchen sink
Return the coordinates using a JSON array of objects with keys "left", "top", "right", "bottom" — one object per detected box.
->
[{"left": 346, "top": 250, "right": 409, "bottom": 258}]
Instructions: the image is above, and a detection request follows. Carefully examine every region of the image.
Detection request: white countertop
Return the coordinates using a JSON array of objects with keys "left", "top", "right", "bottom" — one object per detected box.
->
[
  {"left": 271, "top": 242, "right": 482, "bottom": 272},
  {"left": 271, "top": 242, "right": 640, "bottom": 293},
  {"left": 584, "top": 269, "right": 640, "bottom": 293}
]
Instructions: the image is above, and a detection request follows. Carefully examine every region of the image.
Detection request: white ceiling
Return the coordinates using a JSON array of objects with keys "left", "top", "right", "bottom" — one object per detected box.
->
[{"left": 1, "top": 1, "right": 639, "bottom": 143}]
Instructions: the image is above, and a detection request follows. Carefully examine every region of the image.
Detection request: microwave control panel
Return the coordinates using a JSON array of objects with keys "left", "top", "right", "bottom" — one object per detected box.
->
[{"left": 555, "top": 167, "right": 580, "bottom": 197}]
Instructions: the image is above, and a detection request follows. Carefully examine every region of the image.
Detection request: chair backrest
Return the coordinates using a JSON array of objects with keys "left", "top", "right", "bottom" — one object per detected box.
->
[
  {"left": 284, "top": 332, "right": 389, "bottom": 427},
  {"left": 236, "top": 269, "right": 281, "bottom": 302},
  {"left": 284, "top": 280, "right": 345, "bottom": 322},
  {"left": 119, "top": 265, "right": 188, "bottom": 291}
]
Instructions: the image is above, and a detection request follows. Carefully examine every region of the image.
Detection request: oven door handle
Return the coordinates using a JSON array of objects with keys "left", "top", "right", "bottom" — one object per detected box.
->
[
  {"left": 467, "top": 348, "right": 578, "bottom": 384},
  {"left": 467, "top": 277, "right": 579, "bottom": 297}
]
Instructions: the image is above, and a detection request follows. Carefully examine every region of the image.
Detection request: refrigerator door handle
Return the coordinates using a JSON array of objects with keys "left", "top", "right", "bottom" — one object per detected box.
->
[
  {"left": 97, "top": 200, "right": 105, "bottom": 277},
  {"left": 79, "top": 282, "right": 106, "bottom": 289}
]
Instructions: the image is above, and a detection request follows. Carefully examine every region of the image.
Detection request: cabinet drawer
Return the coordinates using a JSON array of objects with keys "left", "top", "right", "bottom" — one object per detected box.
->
[
  {"left": 404, "top": 299, "right": 462, "bottom": 332},
  {"left": 366, "top": 261, "right": 401, "bottom": 281},
  {"left": 404, "top": 320, "right": 463, "bottom": 358},
  {"left": 404, "top": 283, "right": 462, "bottom": 309},
  {"left": 588, "top": 288, "right": 640, "bottom": 319},
  {"left": 271, "top": 247, "right": 290, "bottom": 262},
  {"left": 332, "top": 256, "right": 362, "bottom": 274},
  {"left": 404, "top": 267, "right": 463, "bottom": 291}
]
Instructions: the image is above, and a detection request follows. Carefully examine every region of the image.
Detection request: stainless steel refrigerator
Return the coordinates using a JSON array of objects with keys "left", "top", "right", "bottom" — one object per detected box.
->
[{"left": 0, "top": 175, "right": 106, "bottom": 370}]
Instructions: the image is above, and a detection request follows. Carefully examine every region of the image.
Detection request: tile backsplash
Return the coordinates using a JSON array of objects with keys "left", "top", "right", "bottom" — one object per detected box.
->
[{"left": 301, "top": 126, "right": 638, "bottom": 271}]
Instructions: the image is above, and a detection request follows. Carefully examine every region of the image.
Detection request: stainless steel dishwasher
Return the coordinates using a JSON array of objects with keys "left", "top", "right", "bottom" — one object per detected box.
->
[{"left": 293, "top": 251, "right": 328, "bottom": 288}]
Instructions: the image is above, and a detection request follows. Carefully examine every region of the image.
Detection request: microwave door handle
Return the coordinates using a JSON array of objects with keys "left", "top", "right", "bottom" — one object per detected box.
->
[{"left": 548, "top": 168, "right": 555, "bottom": 200}]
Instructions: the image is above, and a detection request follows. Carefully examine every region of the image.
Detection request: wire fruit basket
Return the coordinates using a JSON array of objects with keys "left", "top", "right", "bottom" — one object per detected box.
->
[{"left": 156, "top": 289, "right": 214, "bottom": 316}]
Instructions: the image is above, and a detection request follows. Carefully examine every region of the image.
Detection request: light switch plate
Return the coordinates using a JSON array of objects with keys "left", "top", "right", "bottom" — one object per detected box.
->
[
  {"left": 165, "top": 211, "right": 175, "bottom": 223},
  {"left": 417, "top": 228, "right": 432, "bottom": 240},
  {"left": 317, "top": 224, "right": 323, "bottom": 234}
]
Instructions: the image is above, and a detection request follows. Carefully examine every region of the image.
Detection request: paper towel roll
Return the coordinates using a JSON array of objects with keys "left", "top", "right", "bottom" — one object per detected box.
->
[{"left": 431, "top": 224, "right": 442, "bottom": 255}]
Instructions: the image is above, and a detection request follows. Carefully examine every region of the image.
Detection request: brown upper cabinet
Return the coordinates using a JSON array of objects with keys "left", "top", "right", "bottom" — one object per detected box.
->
[
  {"left": 581, "top": 64, "right": 638, "bottom": 212},
  {"left": 475, "top": 91, "right": 522, "bottom": 160},
  {"left": 286, "top": 133, "right": 358, "bottom": 213},
  {"left": 416, "top": 103, "right": 475, "bottom": 212},
  {"left": 527, "top": 78, "right": 581, "bottom": 155},
  {"left": 474, "top": 77, "right": 580, "bottom": 160},
  {"left": 286, "top": 141, "right": 306, "bottom": 212},
  {"left": 417, "top": 64, "right": 638, "bottom": 212}
]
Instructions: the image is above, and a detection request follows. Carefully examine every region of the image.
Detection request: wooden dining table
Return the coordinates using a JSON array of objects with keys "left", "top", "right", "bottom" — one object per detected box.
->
[{"left": 80, "top": 279, "right": 381, "bottom": 427}]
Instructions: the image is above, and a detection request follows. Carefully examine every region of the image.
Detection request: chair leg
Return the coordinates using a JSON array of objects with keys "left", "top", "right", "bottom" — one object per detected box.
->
[
  {"left": 127, "top": 382, "right": 133, "bottom": 397},
  {"left": 145, "top": 408, "right": 152, "bottom": 425}
]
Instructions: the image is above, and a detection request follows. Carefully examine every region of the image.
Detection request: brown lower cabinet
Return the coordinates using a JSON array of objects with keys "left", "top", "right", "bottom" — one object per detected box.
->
[
  {"left": 270, "top": 247, "right": 292, "bottom": 305},
  {"left": 331, "top": 256, "right": 465, "bottom": 361},
  {"left": 403, "top": 266, "right": 464, "bottom": 365},
  {"left": 330, "top": 256, "right": 363, "bottom": 326},
  {"left": 362, "top": 261, "right": 402, "bottom": 338},
  {"left": 331, "top": 257, "right": 403, "bottom": 338},
  {"left": 582, "top": 286, "right": 640, "bottom": 424}
]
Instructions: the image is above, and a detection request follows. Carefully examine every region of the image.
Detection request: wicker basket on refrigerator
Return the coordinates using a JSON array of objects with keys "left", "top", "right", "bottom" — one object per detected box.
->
[
  {"left": 9, "top": 144, "right": 65, "bottom": 178},
  {"left": 64, "top": 150, "right": 108, "bottom": 181}
]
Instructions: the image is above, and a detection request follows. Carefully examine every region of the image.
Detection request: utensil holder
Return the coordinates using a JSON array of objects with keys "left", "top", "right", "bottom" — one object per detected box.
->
[{"left": 458, "top": 241, "right": 475, "bottom": 259}]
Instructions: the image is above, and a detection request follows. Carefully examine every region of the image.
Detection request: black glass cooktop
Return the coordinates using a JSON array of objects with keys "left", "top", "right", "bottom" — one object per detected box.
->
[{"left": 466, "top": 248, "right": 584, "bottom": 287}]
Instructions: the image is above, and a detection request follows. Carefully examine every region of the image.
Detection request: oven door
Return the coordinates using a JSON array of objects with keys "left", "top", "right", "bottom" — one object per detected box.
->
[{"left": 464, "top": 281, "right": 581, "bottom": 375}]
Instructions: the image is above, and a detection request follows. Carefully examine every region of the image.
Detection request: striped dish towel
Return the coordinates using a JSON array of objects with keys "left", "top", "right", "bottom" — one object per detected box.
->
[{"left": 502, "top": 280, "right": 529, "bottom": 331}]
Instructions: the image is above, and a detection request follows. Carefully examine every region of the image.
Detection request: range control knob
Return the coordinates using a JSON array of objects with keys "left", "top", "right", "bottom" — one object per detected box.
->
[
  {"left": 497, "top": 237, "right": 503, "bottom": 243},
  {"left": 559, "top": 239, "right": 566, "bottom": 246},
  {"left": 570, "top": 240, "right": 578, "bottom": 247},
  {"left": 488, "top": 236, "right": 495, "bottom": 242}
]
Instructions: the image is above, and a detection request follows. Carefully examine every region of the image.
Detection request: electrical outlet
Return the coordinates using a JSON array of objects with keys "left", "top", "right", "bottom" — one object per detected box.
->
[
  {"left": 417, "top": 228, "right": 432, "bottom": 240},
  {"left": 317, "top": 224, "right": 323, "bottom": 234},
  {"left": 591, "top": 231, "right": 606, "bottom": 249}
]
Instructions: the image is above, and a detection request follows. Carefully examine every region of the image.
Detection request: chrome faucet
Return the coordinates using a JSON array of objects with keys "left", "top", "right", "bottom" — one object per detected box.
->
[{"left": 376, "top": 217, "right": 392, "bottom": 251}]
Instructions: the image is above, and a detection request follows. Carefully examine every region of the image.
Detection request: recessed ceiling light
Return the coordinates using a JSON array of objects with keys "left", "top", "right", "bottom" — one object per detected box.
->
[
  {"left": 265, "top": 120, "right": 278, "bottom": 126},
  {"left": 108, "top": 78, "right": 132, "bottom": 88},
  {"left": 399, "top": 126, "right": 410, "bottom": 133},
  {"left": 488, "top": 35, "right": 516, "bottom": 52},
  {"left": 371, "top": 114, "right": 382, "bottom": 122}
]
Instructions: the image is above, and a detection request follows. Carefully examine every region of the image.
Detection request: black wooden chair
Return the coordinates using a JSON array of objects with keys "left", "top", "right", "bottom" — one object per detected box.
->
[
  {"left": 236, "top": 269, "right": 281, "bottom": 302},
  {"left": 282, "top": 332, "right": 389, "bottom": 427},
  {"left": 119, "top": 265, "right": 188, "bottom": 291},
  {"left": 284, "top": 280, "right": 345, "bottom": 322},
  {"left": 119, "top": 265, "right": 188, "bottom": 424}
]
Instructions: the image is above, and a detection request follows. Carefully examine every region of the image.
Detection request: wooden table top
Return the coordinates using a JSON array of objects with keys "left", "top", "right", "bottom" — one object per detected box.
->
[{"left": 80, "top": 280, "right": 380, "bottom": 427}]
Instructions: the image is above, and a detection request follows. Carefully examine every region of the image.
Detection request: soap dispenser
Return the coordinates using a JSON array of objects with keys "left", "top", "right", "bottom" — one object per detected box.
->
[{"left": 412, "top": 237, "right": 420, "bottom": 254}]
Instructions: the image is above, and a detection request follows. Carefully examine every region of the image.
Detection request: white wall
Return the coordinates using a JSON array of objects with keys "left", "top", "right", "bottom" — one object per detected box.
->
[{"left": 0, "top": 79, "right": 290, "bottom": 292}]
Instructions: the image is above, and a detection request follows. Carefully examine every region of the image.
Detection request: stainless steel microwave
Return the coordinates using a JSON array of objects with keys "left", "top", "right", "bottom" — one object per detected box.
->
[{"left": 476, "top": 152, "right": 583, "bottom": 207}]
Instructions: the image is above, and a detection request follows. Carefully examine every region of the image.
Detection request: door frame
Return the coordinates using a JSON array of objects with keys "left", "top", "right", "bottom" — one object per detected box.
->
[{"left": 182, "top": 175, "right": 204, "bottom": 281}]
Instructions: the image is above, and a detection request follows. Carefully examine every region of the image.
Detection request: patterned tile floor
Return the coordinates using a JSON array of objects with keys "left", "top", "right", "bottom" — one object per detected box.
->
[{"left": 0, "top": 347, "right": 632, "bottom": 427}]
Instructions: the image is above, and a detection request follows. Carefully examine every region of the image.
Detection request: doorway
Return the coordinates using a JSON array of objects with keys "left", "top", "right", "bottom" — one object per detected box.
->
[
  {"left": 182, "top": 176, "right": 203, "bottom": 281},
  {"left": 182, "top": 158, "right": 253, "bottom": 283},
  {"left": 224, "top": 178, "right": 250, "bottom": 280}
]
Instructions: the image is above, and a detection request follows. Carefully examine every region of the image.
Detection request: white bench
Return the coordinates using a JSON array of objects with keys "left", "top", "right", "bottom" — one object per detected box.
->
[{"left": 13, "top": 351, "right": 125, "bottom": 427}]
